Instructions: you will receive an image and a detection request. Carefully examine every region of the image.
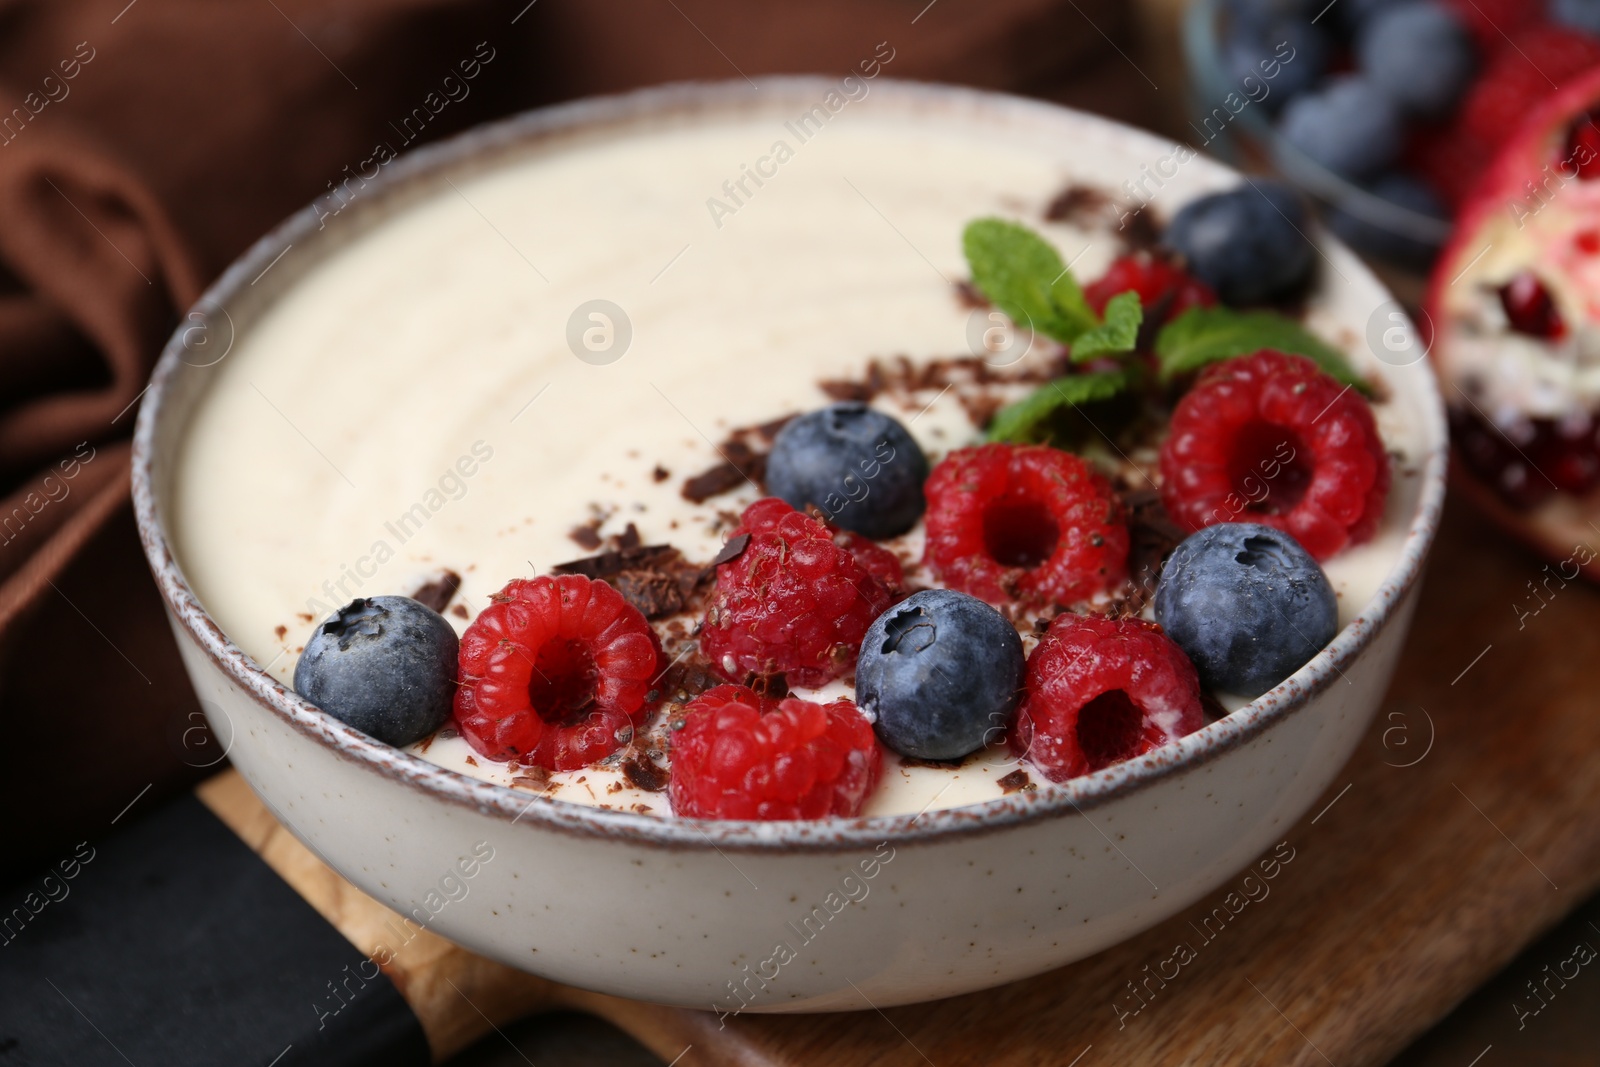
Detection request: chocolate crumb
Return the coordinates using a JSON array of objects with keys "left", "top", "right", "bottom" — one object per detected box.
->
[
  {"left": 614, "top": 568, "right": 685, "bottom": 618},
  {"left": 274, "top": 625, "right": 287, "bottom": 641},
  {"left": 616, "top": 522, "right": 642, "bottom": 550},
  {"left": 410, "top": 569, "right": 463, "bottom": 614},
  {"left": 682, "top": 461, "right": 750, "bottom": 503},
  {"left": 464, "top": 755, "right": 478, "bottom": 767},
  {"left": 997, "top": 769, "right": 1035, "bottom": 794},
  {"left": 652, "top": 464, "right": 671, "bottom": 483},
  {"left": 622, "top": 756, "right": 670, "bottom": 792},
  {"left": 512, "top": 765, "right": 552, "bottom": 791},
  {"left": 451, "top": 603, "right": 470, "bottom": 619},
  {"left": 569, "top": 521, "right": 604, "bottom": 550},
  {"left": 954, "top": 280, "right": 989, "bottom": 309},
  {"left": 1044, "top": 183, "right": 1109, "bottom": 223},
  {"left": 631, "top": 803, "right": 654, "bottom": 814},
  {"left": 553, "top": 543, "right": 710, "bottom": 620},
  {"left": 1121, "top": 208, "right": 1162, "bottom": 252},
  {"left": 552, "top": 543, "right": 682, "bottom": 579},
  {"left": 820, "top": 379, "right": 876, "bottom": 403},
  {"left": 296, "top": 612, "right": 314, "bottom": 623},
  {"left": 710, "top": 533, "right": 751, "bottom": 568}
]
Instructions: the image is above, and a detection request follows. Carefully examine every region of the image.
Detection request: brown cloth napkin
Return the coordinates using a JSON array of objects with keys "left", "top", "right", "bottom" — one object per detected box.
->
[{"left": 0, "top": 0, "right": 1140, "bottom": 879}]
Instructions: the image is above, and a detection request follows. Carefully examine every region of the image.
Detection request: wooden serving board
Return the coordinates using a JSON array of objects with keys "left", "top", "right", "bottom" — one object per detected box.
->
[{"left": 200, "top": 498, "right": 1600, "bottom": 1065}]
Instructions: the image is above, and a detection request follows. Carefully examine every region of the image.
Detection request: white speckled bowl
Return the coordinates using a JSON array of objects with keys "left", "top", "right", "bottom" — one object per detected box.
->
[{"left": 133, "top": 79, "right": 1446, "bottom": 1012}]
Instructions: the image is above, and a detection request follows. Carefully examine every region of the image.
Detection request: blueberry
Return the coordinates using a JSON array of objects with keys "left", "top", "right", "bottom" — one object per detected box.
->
[
  {"left": 293, "top": 596, "right": 458, "bottom": 746},
  {"left": 1221, "top": 0, "right": 1316, "bottom": 20},
  {"left": 765, "top": 403, "right": 929, "bottom": 540},
  {"left": 856, "top": 589, "right": 1024, "bottom": 761},
  {"left": 1165, "top": 181, "right": 1314, "bottom": 306},
  {"left": 1224, "top": 17, "right": 1330, "bottom": 112},
  {"left": 1357, "top": 2, "right": 1475, "bottom": 117},
  {"left": 1153, "top": 523, "right": 1338, "bottom": 699},
  {"left": 1276, "top": 75, "right": 1403, "bottom": 179},
  {"left": 1326, "top": 171, "right": 1447, "bottom": 267},
  {"left": 1552, "top": 0, "right": 1600, "bottom": 37}
]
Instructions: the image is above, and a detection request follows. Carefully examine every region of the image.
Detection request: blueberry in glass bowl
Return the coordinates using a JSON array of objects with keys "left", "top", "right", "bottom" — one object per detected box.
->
[{"left": 1177, "top": 0, "right": 1600, "bottom": 272}]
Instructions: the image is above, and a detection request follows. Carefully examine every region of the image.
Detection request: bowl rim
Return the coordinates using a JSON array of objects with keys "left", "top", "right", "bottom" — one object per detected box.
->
[{"left": 131, "top": 75, "right": 1449, "bottom": 853}]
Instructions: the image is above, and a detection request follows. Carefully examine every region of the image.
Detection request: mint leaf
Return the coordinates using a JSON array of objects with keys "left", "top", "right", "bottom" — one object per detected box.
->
[
  {"left": 1155, "top": 306, "right": 1366, "bottom": 389},
  {"left": 1070, "top": 291, "right": 1143, "bottom": 361},
  {"left": 1048, "top": 271, "right": 1097, "bottom": 339},
  {"left": 963, "top": 218, "right": 1096, "bottom": 343},
  {"left": 986, "top": 369, "right": 1134, "bottom": 444}
]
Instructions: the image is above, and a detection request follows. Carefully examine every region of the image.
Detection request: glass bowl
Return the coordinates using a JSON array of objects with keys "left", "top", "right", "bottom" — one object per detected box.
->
[{"left": 1180, "top": 0, "right": 1454, "bottom": 276}]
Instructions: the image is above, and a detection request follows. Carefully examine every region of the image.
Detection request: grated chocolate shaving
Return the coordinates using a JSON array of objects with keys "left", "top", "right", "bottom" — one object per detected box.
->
[
  {"left": 954, "top": 280, "right": 989, "bottom": 309},
  {"left": 682, "top": 461, "right": 751, "bottom": 504},
  {"left": 569, "top": 521, "right": 603, "bottom": 550},
  {"left": 614, "top": 569, "right": 685, "bottom": 618},
  {"left": 710, "top": 533, "right": 750, "bottom": 568},
  {"left": 553, "top": 543, "right": 711, "bottom": 619},
  {"left": 820, "top": 379, "right": 875, "bottom": 402},
  {"left": 552, "top": 543, "right": 682, "bottom": 580},
  {"left": 410, "top": 569, "right": 462, "bottom": 614},
  {"left": 622, "top": 755, "right": 670, "bottom": 792},
  {"left": 1121, "top": 207, "right": 1162, "bottom": 252},
  {"left": 1044, "top": 183, "right": 1110, "bottom": 223},
  {"left": 997, "top": 769, "right": 1034, "bottom": 794}
]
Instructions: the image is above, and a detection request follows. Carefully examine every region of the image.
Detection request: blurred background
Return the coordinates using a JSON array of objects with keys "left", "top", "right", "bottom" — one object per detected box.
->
[{"left": 1, "top": 0, "right": 1597, "bottom": 1062}]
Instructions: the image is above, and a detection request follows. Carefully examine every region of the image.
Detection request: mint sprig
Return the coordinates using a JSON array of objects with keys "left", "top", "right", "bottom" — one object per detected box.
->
[
  {"left": 1070, "top": 291, "right": 1143, "bottom": 362},
  {"left": 962, "top": 217, "right": 1370, "bottom": 446},
  {"left": 963, "top": 218, "right": 1097, "bottom": 344},
  {"left": 986, "top": 368, "right": 1134, "bottom": 444},
  {"left": 1155, "top": 306, "right": 1367, "bottom": 390}
]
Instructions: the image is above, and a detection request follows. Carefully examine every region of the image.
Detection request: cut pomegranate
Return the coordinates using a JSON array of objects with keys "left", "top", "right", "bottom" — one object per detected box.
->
[{"left": 1428, "top": 63, "right": 1600, "bottom": 575}]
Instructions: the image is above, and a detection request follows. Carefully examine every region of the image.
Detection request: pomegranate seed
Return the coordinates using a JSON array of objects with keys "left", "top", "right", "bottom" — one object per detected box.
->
[
  {"left": 1566, "top": 111, "right": 1600, "bottom": 179},
  {"left": 1499, "top": 272, "right": 1567, "bottom": 339}
]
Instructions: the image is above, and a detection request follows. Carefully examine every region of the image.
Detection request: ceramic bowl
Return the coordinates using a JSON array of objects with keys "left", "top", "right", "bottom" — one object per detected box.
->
[{"left": 133, "top": 78, "right": 1447, "bottom": 1012}]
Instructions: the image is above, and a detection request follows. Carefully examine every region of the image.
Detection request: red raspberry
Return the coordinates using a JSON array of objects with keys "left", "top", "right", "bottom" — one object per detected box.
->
[
  {"left": 1083, "top": 253, "right": 1216, "bottom": 323},
  {"left": 700, "top": 498, "right": 895, "bottom": 688},
  {"left": 923, "top": 443, "right": 1128, "bottom": 607},
  {"left": 1159, "top": 351, "right": 1390, "bottom": 560},
  {"left": 1009, "top": 613, "right": 1203, "bottom": 783},
  {"left": 454, "top": 574, "right": 663, "bottom": 769},
  {"left": 833, "top": 527, "right": 906, "bottom": 592},
  {"left": 667, "top": 685, "right": 882, "bottom": 819}
]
